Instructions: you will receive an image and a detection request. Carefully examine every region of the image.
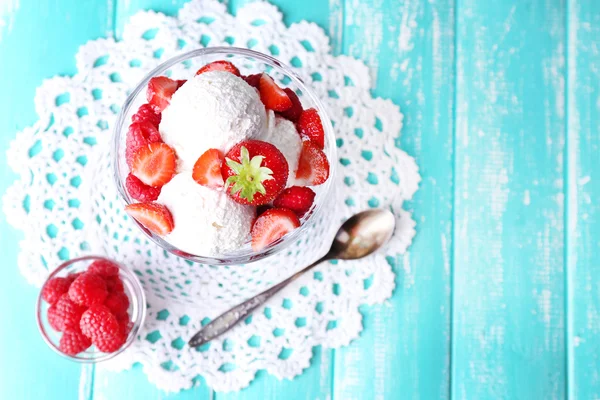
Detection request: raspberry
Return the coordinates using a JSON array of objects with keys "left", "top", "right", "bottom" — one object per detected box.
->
[
  {"left": 105, "top": 276, "right": 124, "bottom": 293},
  {"left": 80, "top": 304, "right": 120, "bottom": 340},
  {"left": 125, "top": 173, "right": 161, "bottom": 202},
  {"left": 94, "top": 333, "right": 126, "bottom": 353},
  {"left": 65, "top": 272, "right": 81, "bottom": 285},
  {"left": 47, "top": 304, "right": 63, "bottom": 331},
  {"left": 88, "top": 259, "right": 119, "bottom": 278},
  {"left": 68, "top": 272, "right": 108, "bottom": 307},
  {"left": 104, "top": 291, "right": 130, "bottom": 315},
  {"left": 59, "top": 330, "right": 92, "bottom": 355},
  {"left": 131, "top": 103, "right": 161, "bottom": 127},
  {"left": 117, "top": 313, "right": 133, "bottom": 336},
  {"left": 53, "top": 294, "right": 86, "bottom": 332},
  {"left": 41, "top": 277, "right": 72, "bottom": 305}
]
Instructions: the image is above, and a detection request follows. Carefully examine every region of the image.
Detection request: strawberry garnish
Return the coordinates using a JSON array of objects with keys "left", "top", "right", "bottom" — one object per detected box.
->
[
  {"left": 125, "top": 202, "right": 174, "bottom": 235},
  {"left": 126, "top": 173, "right": 161, "bottom": 202},
  {"left": 192, "top": 149, "right": 225, "bottom": 189},
  {"left": 176, "top": 79, "right": 187, "bottom": 89},
  {"left": 243, "top": 73, "right": 262, "bottom": 89},
  {"left": 195, "top": 60, "right": 241, "bottom": 76},
  {"left": 296, "top": 108, "right": 325, "bottom": 149},
  {"left": 273, "top": 186, "right": 316, "bottom": 218},
  {"left": 277, "top": 88, "right": 303, "bottom": 122},
  {"left": 258, "top": 73, "right": 292, "bottom": 112},
  {"left": 147, "top": 76, "right": 180, "bottom": 112},
  {"left": 251, "top": 208, "right": 300, "bottom": 251},
  {"left": 295, "top": 141, "right": 330, "bottom": 186},
  {"left": 131, "top": 142, "right": 177, "bottom": 187},
  {"left": 221, "top": 140, "right": 289, "bottom": 206},
  {"left": 125, "top": 121, "right": 163, "bottom": 168},
  {"left": 131, "top": 103, "right": 161, "bottom": 127}
]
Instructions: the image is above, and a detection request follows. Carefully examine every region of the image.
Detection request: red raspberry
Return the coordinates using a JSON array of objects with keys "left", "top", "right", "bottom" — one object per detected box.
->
[
  {"left": 125, "top": 121, "right": 163, "bottom": 167},
  {"left": 125, "top": 173, "right": 161, "bottom": 202},
  {"left": 94, "top": 333, "right": 126, "bottom": 353},
  {"left": 273, "top": 186, "right": 316, "bottom": 217},
  {"left": 88, "top": 259, "right": 119, "bottom": 278},
  {"left": 68, "top": 272, "right": 108, "bottom": 307},
  {"left": 41, "top": 277, "right": 72, "bottom": 305},
  {"left": 47, "top": 304, "right": 63, "bottom": 331},
  {"left": 65, "top": 272, "right": 81, "bottom": 285},
  {"left": 104, "top": 291, "right": 130, "bottom": 315},
  {"left": 105, "top": 276, "right": 125, "bottom": 293},
  {"left": 59, "top": 330, "right": 92, "bottom": 355},
  {"left": 131, "top": 103, "right": 161, "bottom": 127},
  {"left": 80, "top": 304, "right": 120, "bottom": 340},
  {"left": 53, "top": 294, "right": 86, "bottom": 332},
  {"left": 117, "top": 313, "right": 133, "bottom": 336}
]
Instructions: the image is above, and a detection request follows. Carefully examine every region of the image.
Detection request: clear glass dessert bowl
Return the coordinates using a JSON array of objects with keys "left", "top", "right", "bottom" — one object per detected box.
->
[
  {"left": 36, "top": 255, "right": 146, "bottom": 363},
  {"left": 112, "top": 47, "right": 337, "bottom": 265}
]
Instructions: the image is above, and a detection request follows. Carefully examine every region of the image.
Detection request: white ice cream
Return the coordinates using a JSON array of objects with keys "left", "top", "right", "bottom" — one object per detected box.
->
[
  {"left": 159, "top": 71, "right": 267, "bottom": 170},
  {"left": 260, "top": 110, "right": 302, "bottom": 186},
  {"left": 157, "top": 173, "right": 256, "bottom": 255}
]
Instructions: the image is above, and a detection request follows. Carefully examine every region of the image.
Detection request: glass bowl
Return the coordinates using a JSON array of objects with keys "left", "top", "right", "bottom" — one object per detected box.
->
[
  {"left": 36, "top": 255, "right": 146, "bottom": 363},
  {"left": 112, "top": 47, "right": 337, "bottom": 265}
]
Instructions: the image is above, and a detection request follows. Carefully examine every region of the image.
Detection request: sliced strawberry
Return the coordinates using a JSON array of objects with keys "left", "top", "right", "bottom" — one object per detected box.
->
[
  {"left": 295, "top": 141, "right": 330, "bottom": 186},
  {"left": 277, "top": 88, "right": 303, "bottom": 122},
  {"left": 221, "top": 140, "right": 289, "bottom": 206},
  {"left": 131, "top": 103, "right": 161, "bottom": 127},
  {"left": 195, "top": 60, "right": 241, "bottom": 76},
  {"left": 297, "top": 108, "right": 325, "bottom": 149},
  {"left": 125, "top": 202, "right": 174, "bottom": 235},
  {"left": 258, "top": 74, "right": 292, "bottom": 112},
  {"left": 251, "top": 208, "right": 300, "bottom": 251},
  {"left": 192, "top": 149, "right": 225, "bottom": 189},
  {"left": 147, "top": 76, "right": 180, "bottom": 112},
  {"left": 273, "top": 186, "right": 316, "bottom": 217},
  {"left": 126, "top": 173, "right": 161, "bottom": 202},
  {"left": 131, "top": 142, "right": 177, "bottom": 187},
  {"left": 125, "top": 121, "right": 163, "bottom": 168},
  {"left": 242, "top": 73, "right": 262, "bottom": 89},
  {"left": 176, "top": 79, "right": 187, "bottom": 89}
]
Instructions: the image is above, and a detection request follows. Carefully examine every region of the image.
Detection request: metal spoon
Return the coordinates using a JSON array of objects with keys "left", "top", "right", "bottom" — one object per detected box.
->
[{"left": 188, "top": 208, "right": 396, "bottom": 348}]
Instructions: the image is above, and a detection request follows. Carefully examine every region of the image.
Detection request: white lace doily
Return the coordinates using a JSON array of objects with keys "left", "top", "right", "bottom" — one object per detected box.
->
[{"left": 2, "top": 0, "right": 420, "bottom": 392}]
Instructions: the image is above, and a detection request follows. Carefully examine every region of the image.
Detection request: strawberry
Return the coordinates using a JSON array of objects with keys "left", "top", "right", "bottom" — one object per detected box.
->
[
  {"left": 295, "top": 141, "right": 330, "bottom": 186},
  {"left": 147, "top": 76, "right": 180, "bottom": 112},
  {"left": 297, "top": 108, "right": 325, "bottom": 149},
  {"left": 125, "top": 202, "right": 174, "bottom": 235},
  {"left": 125, "top": 121, "right": 162, "bottom": 168},
  {"left": 273, "top": 186, "right": 316, "bottom": 217},
  {"left": 258, "top": 73, "right": 292, "bottom": 112},
  {"left": 131, "top": 103, "right": 161, "bottom": 127},
  {"left": 243, "top": 73, "right": 262, "bottom": 89},
  {"left": 176, "top": 79, "right": 187, "bottom": 89},
  {"left": 131, "top": 142, "right": 177, "bottom": 187},
  {"left": 251, "top": 208, "right": 300, "bottom": 251},
  {"left": 221, "top": 140, "right": 289, "bottom": 206},
  {"left": 195, "top": 60, "right": 240, "bottom": 76},
  {"left": 277, "top": 88, "right": 303, "bottom": 122},
  {"left": 192, "top": 149, "right": 224, "bottom": 189},
  {"left": 126, "top": 173, "right": 161, "bottom": 202}
]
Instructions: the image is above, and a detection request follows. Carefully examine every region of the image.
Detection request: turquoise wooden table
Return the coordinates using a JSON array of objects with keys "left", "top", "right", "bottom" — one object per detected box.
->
[{"left": 1, "top": 0, "right": 599, "bottom": 399}]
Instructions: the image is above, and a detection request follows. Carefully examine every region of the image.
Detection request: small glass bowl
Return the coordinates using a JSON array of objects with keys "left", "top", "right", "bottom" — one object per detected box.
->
[
  {"left": 36, "top": 255, "right": 146, "bottom": 363},
  {"left": 112, "top": 47, "right": 337, "bottom": 265}
]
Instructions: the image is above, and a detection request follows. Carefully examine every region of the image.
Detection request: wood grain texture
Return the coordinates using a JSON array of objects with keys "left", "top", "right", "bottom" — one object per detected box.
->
[
  {"left": 567, "top": 1, "right": 600, "bottom": 399},
  {"left": 453, "top": 1, "right": 566, "bottom": 399},
  {"left": 333, "top": 1, "right": 454, "bottom": 399}
]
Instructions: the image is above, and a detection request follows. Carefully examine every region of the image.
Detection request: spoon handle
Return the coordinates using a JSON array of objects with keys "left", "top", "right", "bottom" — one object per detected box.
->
[{"left": 188, "top": 257, "right": 326, "bottom": 348}]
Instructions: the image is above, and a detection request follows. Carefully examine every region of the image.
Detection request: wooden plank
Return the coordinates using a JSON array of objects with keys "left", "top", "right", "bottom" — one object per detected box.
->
[
  {"left": 567, "top": 1, "right": 600, "bottom": 399},
  {"left": 333, "top": 0, "right": 455, "bottom": 399},
  {"left": 0, "top": 0, "right": 112, "bottom": 398},
  {"left": 452, "top": 1, "right": 566, "bottom": 399}
]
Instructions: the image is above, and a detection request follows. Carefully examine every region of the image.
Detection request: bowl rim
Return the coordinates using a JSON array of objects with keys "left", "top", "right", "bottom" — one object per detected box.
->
[
  {"left": 36, "top": 255, "right": 147, "bottom": 363},
  {"left": 111, "top": 46, "right": 337, "bottom": 265}
]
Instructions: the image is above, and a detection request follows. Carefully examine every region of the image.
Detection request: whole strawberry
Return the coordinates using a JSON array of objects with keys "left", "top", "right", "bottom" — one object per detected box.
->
[
  {"left": 221, "top": 140, "right": 289, "bottom": 206},
  {"left": 273, "top": 186, "right": 316, "bottom": 217},
  {"left": 41, "top": 276, "right": 72, "bottom": 305},
  {"left": 68, "top": 272, "right": 108, "bottom": 307}
]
